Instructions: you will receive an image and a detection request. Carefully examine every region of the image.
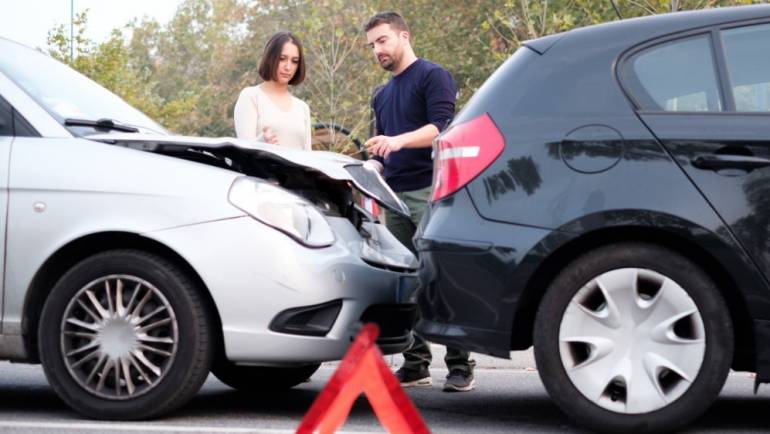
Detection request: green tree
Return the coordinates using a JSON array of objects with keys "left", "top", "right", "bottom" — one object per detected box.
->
[
  {"left": 45, "top": 10, "right": 198, "bottom": 132},
  {"left": 283, "top": 0, "right": 384, "bottom": 150},
  {"left": 46, "top": 0, "right": 764, "bottom": 143}
]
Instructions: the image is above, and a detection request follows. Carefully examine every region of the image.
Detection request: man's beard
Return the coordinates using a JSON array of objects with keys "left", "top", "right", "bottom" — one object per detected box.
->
[{"left": 378, "top": 53, "right": 399, "bottom": 71}]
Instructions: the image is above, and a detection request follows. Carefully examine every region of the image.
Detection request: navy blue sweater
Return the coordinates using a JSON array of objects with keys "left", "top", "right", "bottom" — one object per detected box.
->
[{"left": 372, "top": 58, "right": 456, "bottom": 192}]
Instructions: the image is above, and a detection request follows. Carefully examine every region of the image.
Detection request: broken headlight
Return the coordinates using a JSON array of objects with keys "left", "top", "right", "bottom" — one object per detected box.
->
[{"left": 228, "top": 177, "right": 335, "bottom": 248}]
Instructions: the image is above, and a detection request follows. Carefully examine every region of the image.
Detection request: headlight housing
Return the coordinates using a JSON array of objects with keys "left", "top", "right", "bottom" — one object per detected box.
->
[{"left": 228, "top": 177, "right": 335, "bottom": 248}]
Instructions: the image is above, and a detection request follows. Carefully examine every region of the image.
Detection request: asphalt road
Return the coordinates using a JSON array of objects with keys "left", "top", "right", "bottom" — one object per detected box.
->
[{"left": 0, "top": 360, "right": 769, "bottom": 433}]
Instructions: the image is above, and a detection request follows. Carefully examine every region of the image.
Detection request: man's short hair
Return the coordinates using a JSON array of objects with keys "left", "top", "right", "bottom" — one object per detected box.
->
[
  {"left": 258, "top": 32, "right": 306, "bottom": 86},
  {"left": 364, "top": 11, "right": 410, "bottom": 34}
]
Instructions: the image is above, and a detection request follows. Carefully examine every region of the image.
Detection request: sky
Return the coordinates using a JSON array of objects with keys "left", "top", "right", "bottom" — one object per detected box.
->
[{"left": 1, "top": 0, "right": 184, "bottom": 50}]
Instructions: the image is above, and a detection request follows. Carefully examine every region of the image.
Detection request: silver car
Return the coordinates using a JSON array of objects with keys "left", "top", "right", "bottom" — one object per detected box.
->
[{"left": 0, "top": 38, "right": 418, "bottom": 419}]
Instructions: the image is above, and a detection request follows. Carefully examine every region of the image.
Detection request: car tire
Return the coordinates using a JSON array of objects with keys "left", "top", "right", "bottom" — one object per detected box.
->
[
  {"left": 38, "top": 249, "right": 214, "bottom": 420},
  {"left": 212, "top": 361, "right": 320, "bottom": 392},
  {"left": 533, "top": 242, "right": 733, "bottom": 433}
]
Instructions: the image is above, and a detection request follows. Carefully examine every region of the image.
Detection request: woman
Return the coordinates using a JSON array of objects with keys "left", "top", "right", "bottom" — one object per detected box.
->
[{"left": 234, "top": 32, "right": 312, "bottom": 151}]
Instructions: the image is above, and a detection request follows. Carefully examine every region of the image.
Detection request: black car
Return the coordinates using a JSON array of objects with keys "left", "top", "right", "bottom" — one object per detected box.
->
[{"left": 415, "top": 5, "right": 770, "bottom": 433}]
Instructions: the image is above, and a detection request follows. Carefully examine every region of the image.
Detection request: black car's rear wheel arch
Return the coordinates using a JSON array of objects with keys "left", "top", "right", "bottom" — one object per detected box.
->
[
  {"left": 534, "top": 242, "right": 733, "bottom": 433},
  {"left": 511, "top": 226, "right": 753, "bottom": 368}
]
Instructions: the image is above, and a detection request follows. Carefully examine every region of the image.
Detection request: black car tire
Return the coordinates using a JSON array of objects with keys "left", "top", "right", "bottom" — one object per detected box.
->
[
  {"left": 533, "top": 242, "right": 733, "bottom": 433},
  {"left": 38, "top": 250, "right": 214, "bottom": 420},
  {"left": 212, "top": 361, "right": 320, "bottom": 392}
]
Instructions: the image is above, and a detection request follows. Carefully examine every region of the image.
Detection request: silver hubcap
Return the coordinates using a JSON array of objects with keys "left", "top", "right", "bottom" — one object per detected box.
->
[
  {"left": 60, "top": 275, "right": 179, "bottom": 400},
  {"left": 559, "top": 268, "right": 705, "bottom": 414}
]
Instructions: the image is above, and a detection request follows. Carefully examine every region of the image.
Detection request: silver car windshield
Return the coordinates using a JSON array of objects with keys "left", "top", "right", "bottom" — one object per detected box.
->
[{"left": 0, "top": 38, "right": 166, "bottom": 135}]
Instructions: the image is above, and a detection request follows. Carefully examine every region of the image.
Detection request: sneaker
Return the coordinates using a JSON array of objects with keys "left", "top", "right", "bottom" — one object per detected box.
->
[
  {"left": 394, "top": 367, "right": 432, "bottom": 387},
  {"left": 443, "top": 369, "right": 475, "bottom": 392}
]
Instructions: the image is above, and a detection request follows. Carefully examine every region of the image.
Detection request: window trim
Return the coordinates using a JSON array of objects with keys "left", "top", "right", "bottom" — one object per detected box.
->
[
  {"left": 616, "top": 17, "right": 770, "bottom": 115},
  {"left": 12, "top": 108, "right": 40, "bottom": 137},
  {"left": 0, "top": 95, "right": 12, "bottom": 137},
  {"left": 0, "top": 94, "right": 40, "bottom": 138},
  {"left": 619, "top": 31, "right": 723, "bottom": 113},
  {"left": 711, "top": 28, "right": 735, "bottom": 112}
]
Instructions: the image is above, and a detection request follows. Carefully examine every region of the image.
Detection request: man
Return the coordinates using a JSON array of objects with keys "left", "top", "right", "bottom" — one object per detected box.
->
[{"left": 363, "top": 11, "right": 476, "bottom": 392}]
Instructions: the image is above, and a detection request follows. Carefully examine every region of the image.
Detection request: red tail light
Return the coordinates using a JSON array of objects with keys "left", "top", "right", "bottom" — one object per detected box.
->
[
  {"left": 431, "top": 113, "right": 505, "bottom": 202},
  {"left": 360, "top": 196, "right": 381, "bottom": 218}
]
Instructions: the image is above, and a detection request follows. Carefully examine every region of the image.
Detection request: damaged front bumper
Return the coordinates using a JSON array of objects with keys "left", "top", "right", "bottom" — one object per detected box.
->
[{"left": 145, "top": 214, "right": 418, "bottom": 365}]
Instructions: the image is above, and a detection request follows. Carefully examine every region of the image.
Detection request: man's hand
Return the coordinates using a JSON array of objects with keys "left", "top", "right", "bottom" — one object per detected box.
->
[
  {"left": 262, "top": 127, "right": 279, "bottom": 145},
  {"left": 365, "top": 135, "right": 405, "bottom": 159}
]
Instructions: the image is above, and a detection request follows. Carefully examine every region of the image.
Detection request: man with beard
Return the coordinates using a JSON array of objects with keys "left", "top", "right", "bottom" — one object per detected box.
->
[{"left": 363, "top": 11, "right": 476, "bottom": 392}]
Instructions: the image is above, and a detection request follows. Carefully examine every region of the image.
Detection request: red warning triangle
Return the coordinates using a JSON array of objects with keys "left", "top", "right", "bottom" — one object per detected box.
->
[{"left": 296, "top": 323, "right": 430, "bottom": 434}]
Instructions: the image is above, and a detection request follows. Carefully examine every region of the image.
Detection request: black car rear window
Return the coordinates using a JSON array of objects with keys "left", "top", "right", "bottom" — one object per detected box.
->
[{"left": 621, "top": 34, "right": 723, "bottom": 112}]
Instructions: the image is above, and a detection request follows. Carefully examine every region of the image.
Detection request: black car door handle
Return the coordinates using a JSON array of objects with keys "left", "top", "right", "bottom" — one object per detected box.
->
[{"left": 691, "top": 154, "right": 770, "bottom": 171}]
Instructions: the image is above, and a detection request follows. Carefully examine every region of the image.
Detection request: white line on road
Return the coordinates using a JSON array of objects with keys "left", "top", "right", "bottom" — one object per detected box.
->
[{"left": 0, "top": 420, "right": 383, "bottom": 434}]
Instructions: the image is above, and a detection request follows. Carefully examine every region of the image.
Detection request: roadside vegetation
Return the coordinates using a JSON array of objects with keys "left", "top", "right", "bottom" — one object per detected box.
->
[{"left": 45, "top": 0, "right": 756, "bottom": 148}]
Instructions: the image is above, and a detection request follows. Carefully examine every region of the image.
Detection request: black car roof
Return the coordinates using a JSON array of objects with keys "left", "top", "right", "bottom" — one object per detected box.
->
[{"left": 525, "top": 4, "right": 770, "bottom": 52}]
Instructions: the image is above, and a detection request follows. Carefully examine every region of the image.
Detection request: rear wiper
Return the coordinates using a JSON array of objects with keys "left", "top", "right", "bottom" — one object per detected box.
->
[{"left": 64, "top": 118, "right": 139, "bottom": 133}]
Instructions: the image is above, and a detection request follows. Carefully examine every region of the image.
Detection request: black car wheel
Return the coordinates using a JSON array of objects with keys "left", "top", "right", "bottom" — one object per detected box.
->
[
  {"left": 534, "top": 243, "right": 733, "bottom": 433},
  {"left": 38, "top": 250, "right": 213, "bottom": 419},
  {"left": 212, "top": 360, "right": 320, "bottom": 392}
]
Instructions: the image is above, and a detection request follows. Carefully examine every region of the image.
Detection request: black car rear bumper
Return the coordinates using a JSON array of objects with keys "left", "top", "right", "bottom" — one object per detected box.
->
[{"left": 413, "top": 189, "right": 554, "bottom": 357}]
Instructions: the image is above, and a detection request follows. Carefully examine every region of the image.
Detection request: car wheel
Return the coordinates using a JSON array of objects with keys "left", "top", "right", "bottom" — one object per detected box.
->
[
  {"left": 212, "top": 360, "right": 320, "bottom": 392},
  {"left": 38, "top": 250, "right": 213, "bottom": 420},
  {"left": 533, "top": 243, "right": 733, "bottom": 433}
]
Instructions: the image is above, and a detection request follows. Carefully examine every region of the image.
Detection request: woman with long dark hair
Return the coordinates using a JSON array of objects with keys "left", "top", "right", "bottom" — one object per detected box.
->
[{"left": 234, "top": 32, "right": 311, "bottom": 150}]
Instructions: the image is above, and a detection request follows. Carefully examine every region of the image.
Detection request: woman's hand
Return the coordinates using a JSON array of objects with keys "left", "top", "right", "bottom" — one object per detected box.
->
[{"left": 262, "top": 127, "right": 279, "bottom": 145}]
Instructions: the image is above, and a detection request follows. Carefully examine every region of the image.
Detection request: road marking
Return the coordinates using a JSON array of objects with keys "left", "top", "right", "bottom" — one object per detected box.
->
[{"left": 0, "top": 421, "right": 383, "bottom": 433}]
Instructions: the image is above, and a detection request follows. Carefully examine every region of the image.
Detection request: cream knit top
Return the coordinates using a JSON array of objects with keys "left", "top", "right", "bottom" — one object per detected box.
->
[{"left": 233, "top": 85, "right": 312, "bottom": 151}]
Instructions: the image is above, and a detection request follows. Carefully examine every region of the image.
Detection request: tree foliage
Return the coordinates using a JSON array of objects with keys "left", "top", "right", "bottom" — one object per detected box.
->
[{"left": 47, "top": 0, "right": 760, "bottom": 147}]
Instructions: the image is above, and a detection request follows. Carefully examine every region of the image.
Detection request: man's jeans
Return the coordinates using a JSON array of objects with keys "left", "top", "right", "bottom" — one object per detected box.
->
[{"left": 384, "top": 186, "right": 476, "bottom": 374}]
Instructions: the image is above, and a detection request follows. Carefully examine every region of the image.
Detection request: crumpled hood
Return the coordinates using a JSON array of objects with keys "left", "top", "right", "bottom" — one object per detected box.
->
[{"left": 86, "top": 133, "right": 410, "bottom": 217}]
